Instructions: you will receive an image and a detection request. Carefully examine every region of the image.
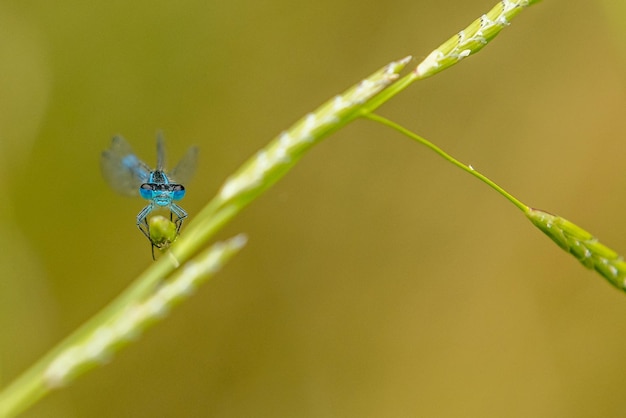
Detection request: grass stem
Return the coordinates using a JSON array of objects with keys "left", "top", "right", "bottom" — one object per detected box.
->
[{"left": 363, "top": 112, "right": 529, "bottom": 214}]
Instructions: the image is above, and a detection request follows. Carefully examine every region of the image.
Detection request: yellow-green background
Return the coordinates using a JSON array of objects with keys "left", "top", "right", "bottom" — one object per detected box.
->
[{"left": 2, "top": 0, "right": 626, "bottom": 416}]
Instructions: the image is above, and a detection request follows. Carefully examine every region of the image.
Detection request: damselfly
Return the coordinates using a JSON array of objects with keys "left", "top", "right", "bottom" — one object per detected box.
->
[{"left": 101, "top": 133, "right": 198, "bottom": 257}]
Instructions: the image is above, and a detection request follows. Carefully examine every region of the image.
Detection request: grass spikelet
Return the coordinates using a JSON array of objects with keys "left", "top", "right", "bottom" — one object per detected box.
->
[
  {"left": 527, "top": 208, "right": 626, "bottom": 291},
  {"left": 215, "top": 57, "right": 411, "bottom": 203},
  {"left": 415, "top": 0, "right": 540, "bottom": 79},
  {"left": 360, "top": 0, "right": 538, "bottom": 114},
  {"left": 43, "top": 234, "right": 247, "bottom": 389}
]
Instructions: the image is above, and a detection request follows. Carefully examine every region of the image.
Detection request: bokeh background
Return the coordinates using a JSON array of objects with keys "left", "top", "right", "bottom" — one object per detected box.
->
[{"left": 2, "top": 0, "right": 626, "bottom": 416}]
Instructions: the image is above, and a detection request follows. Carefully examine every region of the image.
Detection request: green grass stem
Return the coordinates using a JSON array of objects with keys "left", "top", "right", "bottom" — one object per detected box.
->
[
  {"left": 365, "top": 113, "right": 626, "bottom": 294},
  {"left": 363, "top": 112, "right": 529, "bottom": 213}
]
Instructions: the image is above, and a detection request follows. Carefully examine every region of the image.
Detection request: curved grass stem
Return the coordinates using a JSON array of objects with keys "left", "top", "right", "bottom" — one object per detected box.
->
[
  {"left": 365, "top": 112, "right": 626, "bottom": 293},
  {"left": 363, "top": 112, "right": 529, "bottom": 214}
]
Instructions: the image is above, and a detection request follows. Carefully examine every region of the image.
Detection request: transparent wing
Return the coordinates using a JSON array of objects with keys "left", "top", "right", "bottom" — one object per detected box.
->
[
  {"left": 101, "top": 135, "right": 152, "bottom": 196},
  {"left": 168, "top": 145, "right": 198, "bottom": 185}
]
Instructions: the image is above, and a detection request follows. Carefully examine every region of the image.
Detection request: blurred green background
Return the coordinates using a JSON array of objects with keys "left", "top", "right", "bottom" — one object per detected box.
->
[{"left": 2, "top": 0, "right": 626, "bottom": 416}]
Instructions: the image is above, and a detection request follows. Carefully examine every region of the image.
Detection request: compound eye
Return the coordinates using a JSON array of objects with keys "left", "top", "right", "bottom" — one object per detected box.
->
[
  {"left": 172, "top": 184, "right": 186, "bottom": 200},
  {"left": 139, "top": 183, "right": 154, "bottom": 199}
]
